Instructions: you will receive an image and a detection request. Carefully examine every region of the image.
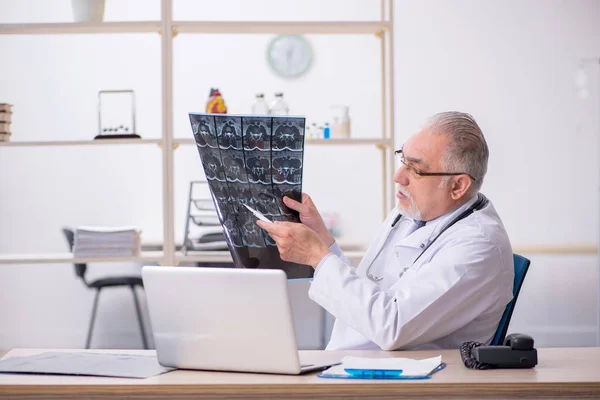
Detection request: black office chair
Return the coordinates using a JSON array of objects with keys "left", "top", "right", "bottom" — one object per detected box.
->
[
  {"left": 490, "top": 253, "right": 531, "bottom": 345},
  {"left": 62, "top": 228, "right": 149, "bottom": 349}
]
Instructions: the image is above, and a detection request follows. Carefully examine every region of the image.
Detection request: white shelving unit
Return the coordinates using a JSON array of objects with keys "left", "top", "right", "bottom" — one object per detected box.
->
[
  {"left": 0, "top": 0, "right": 397, "bottom": 266},
  {"left": 173, "top": 137, "right": 394, "bottom": 147},
  {"left": 0, "top": 139, "right": 162, "bottom": 147},
  {"left": 0, "top": 250, "right": 368, "bottom": 267},
  {"left": 0, "top": 21, "right": 160, "bottom": 35},
  {"left": 0, "top": 252, "right": 165, "bottom": 265}
]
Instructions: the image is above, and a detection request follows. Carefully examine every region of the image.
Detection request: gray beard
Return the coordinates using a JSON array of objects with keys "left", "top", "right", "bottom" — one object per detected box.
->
[{"left": 396, "top": 188, "right": 422, "bottom": 220}]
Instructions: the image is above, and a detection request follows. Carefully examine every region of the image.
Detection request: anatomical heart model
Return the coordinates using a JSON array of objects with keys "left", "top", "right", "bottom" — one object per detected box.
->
[
  {"left": 189, "top": 113, "right": 313, "bottom": 278},
  {"left": 205, "top": 88, "right": 228, "bottom": 114}
]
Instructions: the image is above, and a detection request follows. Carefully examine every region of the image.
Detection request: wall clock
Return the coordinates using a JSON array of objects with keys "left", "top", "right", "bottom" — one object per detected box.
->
[{"left": 267, "top": 34, "right": 313, "bottom": 79}]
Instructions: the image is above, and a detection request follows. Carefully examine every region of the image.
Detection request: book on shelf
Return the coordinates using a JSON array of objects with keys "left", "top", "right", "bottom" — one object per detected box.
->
[{"left": 73, "top": 226, "right": 141, "bottom": 257}]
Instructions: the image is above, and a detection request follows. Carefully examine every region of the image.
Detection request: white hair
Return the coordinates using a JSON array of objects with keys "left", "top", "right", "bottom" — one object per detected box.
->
[{"left": 424, "top": 112, "right": 489, "bottom": 194}]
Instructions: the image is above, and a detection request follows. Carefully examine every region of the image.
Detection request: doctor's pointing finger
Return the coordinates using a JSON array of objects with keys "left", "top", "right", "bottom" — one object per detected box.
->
[{"left": 256, "top": 220, "right": 330, "bottom": 269}]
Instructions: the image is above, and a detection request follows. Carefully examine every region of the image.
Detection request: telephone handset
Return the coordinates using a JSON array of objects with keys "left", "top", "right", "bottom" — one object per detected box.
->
[{"left": 460, "top": 333, "right": 538, "bottom": 369}]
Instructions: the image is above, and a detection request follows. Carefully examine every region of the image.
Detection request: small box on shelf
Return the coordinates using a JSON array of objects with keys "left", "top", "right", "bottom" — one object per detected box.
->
[
  {"left": 0, "top": 111, "right": 11, "bottom": 123},
  {"left": 0, "top": 104, "right": 12, "bottom": 141}
]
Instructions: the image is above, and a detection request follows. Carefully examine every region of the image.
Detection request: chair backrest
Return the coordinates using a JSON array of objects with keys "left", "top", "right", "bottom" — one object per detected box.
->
[
  {"left": 490, "top": 253, "right": 531, "bottom": 345},
  {"left": 62, "top": 228, "right": 87, "bottom": 281}
]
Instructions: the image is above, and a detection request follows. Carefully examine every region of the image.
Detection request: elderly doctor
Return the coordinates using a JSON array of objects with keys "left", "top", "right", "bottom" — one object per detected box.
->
[{"left": 258, "top": 111, "right": 514, "bottom": 351}]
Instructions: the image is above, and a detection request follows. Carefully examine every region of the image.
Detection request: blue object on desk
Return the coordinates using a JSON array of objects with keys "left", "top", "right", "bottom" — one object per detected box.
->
[
  {"left": 345, "top": 368, "right": 403, "bottom": 378},
  {"left": 318, "top": 362, "right": 446, "bottom": 380}
]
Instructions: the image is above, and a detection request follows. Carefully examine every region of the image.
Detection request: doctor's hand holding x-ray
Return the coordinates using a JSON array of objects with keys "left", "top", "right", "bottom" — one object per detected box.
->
[
  {"left": 258, "top": 111, "right": 514, "bottom": 352},
  {"left": 257, "top": 194, "right": 335, "bottom": 268}
]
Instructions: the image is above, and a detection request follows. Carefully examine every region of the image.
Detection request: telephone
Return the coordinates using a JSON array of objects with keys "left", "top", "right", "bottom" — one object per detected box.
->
[{"left": 460, "top": 333, "right": 538, "bottom": 369}]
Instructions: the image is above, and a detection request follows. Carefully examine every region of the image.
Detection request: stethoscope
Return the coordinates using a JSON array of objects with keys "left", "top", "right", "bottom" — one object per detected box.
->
[{"left": 366, "top": 193, "right": 489, "bottom": 282}]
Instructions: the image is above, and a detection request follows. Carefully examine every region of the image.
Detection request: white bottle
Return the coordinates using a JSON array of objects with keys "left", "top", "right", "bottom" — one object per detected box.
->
[
  {"left": 311, "top": 122, "right": 320, "bottom": 139},
  {"left": 269, "top": 93, "right": 289, "bottom": 115},
  {"left": 331, "top": 105, "right": 351, "bottom": 138},
  {"left": 339, "top": 107, "right": 351, "bottom": 138},
  {"left": 251, "top": 93, "right": 270, "bottom": 115}
]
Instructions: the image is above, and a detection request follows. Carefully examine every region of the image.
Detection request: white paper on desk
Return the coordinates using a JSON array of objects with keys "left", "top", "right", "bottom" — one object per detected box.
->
[
  {"left": 0, "top": 352, "right": 175, "bottom": 379},
  {"left": 320, "top": 355, "right": 442, "bottom": 377}
]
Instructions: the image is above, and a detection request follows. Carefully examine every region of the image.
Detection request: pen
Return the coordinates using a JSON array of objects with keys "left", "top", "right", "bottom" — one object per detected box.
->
[{"left": 243, "top": 204, "right": 273, "bottom": 224}]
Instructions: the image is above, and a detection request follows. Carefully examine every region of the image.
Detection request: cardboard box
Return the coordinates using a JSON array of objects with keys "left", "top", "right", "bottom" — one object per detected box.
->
[
  {"left": 0, "top": 104, "right": 12, "bottom": 113},
  {"left": 0, "top": 133, "right": 11, "bottom": 142}
]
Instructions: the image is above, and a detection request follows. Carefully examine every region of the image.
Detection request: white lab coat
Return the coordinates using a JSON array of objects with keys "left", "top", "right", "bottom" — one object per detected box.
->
[{"left": 308, "top": 195, "right": 514, "bottom": 351}]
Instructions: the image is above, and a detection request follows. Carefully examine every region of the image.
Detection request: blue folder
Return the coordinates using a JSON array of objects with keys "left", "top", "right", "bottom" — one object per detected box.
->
[{"left": 317, "top": 362, "right": 446, "bottom": 380}]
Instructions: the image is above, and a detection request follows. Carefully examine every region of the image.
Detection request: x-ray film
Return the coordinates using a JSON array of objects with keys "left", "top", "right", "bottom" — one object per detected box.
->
[
  {"left": 192, "top": 114, "right": 218, "bottom": 148},
  {"left": 243, "top": 117, "right": 271, "bottom": 151},
  {"left": 189, "top": 113, "right": 312, "bottom": 278},
  {"left": 221, "top": 148, "right": 249, "bottom": 184},
  {"left": 273, "top": 184, "right": 302, "bottom": 218},
  {"left": 272, "top": 117, "right": 305, "bottom": 151},
  {"left": 215, "top": 115, "right": 243, "bottom": 150},
  {"left": 272, "top": 150, "right": 303, "bottom": 185}
]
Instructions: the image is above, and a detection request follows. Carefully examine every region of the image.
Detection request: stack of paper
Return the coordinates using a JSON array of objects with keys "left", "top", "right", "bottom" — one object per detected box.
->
[
  {"left": 0, "top": 351, "right": 174, "bottom": 379},
  {"left": 319, "top": 355, "right": 444, "bottom": 379},
  {"left": 73, "top": 226, "right": 141, "bottom": 257}
]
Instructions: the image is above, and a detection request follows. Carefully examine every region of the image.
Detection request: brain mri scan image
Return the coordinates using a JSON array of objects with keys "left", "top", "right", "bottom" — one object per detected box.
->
[
  {"left": 272, "top": 117, "right": 304, "bottom": 151},
  {"left": 192, "top": 115, "right": 218, "bottom": 148},
  {"left": 227, "top": 185, "right": 252, "bottom": 211},
  {"left": 252, "top": 186, "right": 282, "bottom": 216},
  {"left": 209, "top": 181, "right": 230, "bottom": 204},
  {"left": 199, "top": 150, "right": 226, "bottom": 182},
  {"left": 189, "top": 113, "right": 310, "bottom": 278},
  {"left": 240, "top": 212, "right": 267, "bottom": 248},
  {"left": 221, "top": 212, "right": 243, "bottom": 247},
  {"left": 245, "top": 154, "right": 271, "bottom": 184},
  {"left": 243, "top": 117, "right": 271, "bottom": 151},
  {"left": 272, "top": 151, "right": 303, "bottom": 184},
  {"left": 216, "top": 116, "right": 243, "bottom": 150},
  {"left": 221, "top": 149, "right": 248, "bottom": 183}
]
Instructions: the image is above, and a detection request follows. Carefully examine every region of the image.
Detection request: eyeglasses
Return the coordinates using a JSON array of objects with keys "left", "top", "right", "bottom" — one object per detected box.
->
[{"left": 394, "top": 149, "right": 476, "bottom": 181}]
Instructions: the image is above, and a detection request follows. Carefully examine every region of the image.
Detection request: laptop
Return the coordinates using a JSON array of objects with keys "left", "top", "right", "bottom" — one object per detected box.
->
[{"left": 142, "top": 266, "right": 340, "bottom": 375}]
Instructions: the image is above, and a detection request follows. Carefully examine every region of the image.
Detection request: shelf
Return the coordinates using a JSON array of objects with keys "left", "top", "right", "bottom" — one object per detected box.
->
[
  {"left": 174, "top": 21, "right": 390, "bottom": 35},
  {"left": 0, "top": 244, "right": 597, "bottom": 266},
  {"left": 0, "top": 252, "right": 164, "bottom": 265},
  {"left": 0, "top": 250, "right": 365, "bottom": 265},
  {"left": 306, "top": 138, "right": 394, "bottom": 146},
  {"left": 0, "top": 22, "right": 161, "bottom": 35},
  {"left": 513, "top": 244, "right": 598, "bottom": 255},
  {"left": 173, "top": 138, "right": 394, "bottom": 147},
  {"left": 0, "top": 21, "right": 389, "bottom": 36},
  {"left": 174, "top": 250, "right": 367, "bottom": 265},
  {"left": 0, "top": 139, "right": 162, "bottom": 147}
]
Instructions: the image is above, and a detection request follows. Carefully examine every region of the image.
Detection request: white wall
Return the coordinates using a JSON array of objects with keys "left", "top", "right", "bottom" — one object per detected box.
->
[
  {"left": 394, "top": 0, "right": 600, "bottom": 347},
  {"left": 1, "top": 0, "right": 599, "bottom": 349}
]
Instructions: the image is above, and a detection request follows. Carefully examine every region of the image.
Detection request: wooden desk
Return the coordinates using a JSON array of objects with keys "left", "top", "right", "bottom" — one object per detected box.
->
[{"left": 1, "top": 348, "right": 599, "bottom": 399}]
